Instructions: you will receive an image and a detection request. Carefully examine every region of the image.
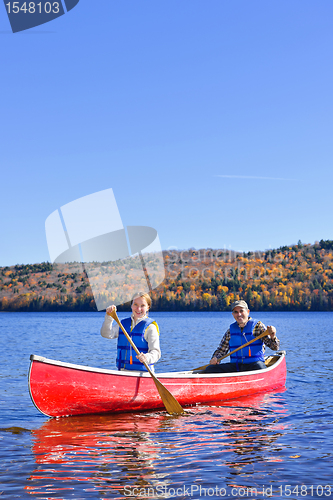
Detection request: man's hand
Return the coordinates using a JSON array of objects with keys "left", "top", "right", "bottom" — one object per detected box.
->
[
  {"left": 267, "top": 325, "right": 277, "bottom": 339},
  {"left": 209, "top": 356, "right": 219, "bottom": 365}
]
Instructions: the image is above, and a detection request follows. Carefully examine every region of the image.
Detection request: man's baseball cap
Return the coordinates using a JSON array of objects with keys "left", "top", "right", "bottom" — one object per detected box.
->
[{"left": 231, "top": 300, "right": 249, "bottom": 311}]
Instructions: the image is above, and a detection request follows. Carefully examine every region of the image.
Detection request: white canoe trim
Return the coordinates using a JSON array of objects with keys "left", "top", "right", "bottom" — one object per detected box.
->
[{"left": 30, "top": 352, "right": 286, "bottom": 380}]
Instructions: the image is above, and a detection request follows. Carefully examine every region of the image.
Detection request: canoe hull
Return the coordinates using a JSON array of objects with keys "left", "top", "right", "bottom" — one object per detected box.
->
[{"left": 29, "top": 352, "right": 287, "bottom": 417}]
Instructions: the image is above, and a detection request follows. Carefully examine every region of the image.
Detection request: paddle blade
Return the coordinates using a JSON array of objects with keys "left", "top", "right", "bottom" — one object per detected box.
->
[{"left": 153, "top": 377, "right": 185, "bottom": 415}]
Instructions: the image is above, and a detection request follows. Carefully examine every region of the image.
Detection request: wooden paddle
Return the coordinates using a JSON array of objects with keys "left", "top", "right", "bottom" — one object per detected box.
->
[
  {"left": 193, "top": 329, "right": 269, "bottom": 371},
  {"left": 109, "top": 309, "right": 185, "bottom": 415}
]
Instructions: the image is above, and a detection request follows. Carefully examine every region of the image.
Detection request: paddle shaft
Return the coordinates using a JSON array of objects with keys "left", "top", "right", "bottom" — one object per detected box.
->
[
  {"left": 194, "top": 329, "right": 269, "bottom": 371},
  {"left": 108, "top": 309, "right": 185, "bottom": 415}
]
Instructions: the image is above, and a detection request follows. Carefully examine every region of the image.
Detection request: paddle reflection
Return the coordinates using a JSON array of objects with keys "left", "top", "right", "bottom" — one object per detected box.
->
[{"left": 27, "top": 390, "right": 288, "bottom": 498}]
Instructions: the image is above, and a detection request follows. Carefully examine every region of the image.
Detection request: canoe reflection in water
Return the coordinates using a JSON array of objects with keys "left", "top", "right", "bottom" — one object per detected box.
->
[{"left": 27, "top": 390, "right": 288, "bottom": 498}]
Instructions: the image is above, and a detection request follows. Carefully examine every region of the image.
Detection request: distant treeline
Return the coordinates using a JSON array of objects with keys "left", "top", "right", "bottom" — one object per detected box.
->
[{"left": 2, "top": 239, "right": 333, "bottom": 312}]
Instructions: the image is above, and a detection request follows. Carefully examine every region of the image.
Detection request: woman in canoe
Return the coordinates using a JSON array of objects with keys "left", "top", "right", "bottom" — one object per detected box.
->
[
  {"left": 204, "top": 299, "right": 280, "bottom": 373},
  {"left": 100, "top": 291, "right": 161, "bottom": 372}
]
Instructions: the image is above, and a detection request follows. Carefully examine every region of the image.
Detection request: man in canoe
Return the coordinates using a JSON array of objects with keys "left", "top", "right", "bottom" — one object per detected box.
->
[
  {"left": 100, "top": 291, "right": 161, "bottom": 372},
  {"left": 204, "top": 300, "right": 280, "bottom": 373}
]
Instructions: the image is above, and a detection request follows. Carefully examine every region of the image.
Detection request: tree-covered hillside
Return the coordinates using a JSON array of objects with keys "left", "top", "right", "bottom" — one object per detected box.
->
[{"left": 1, "top": 240, "right": 333, "bottom": 311}]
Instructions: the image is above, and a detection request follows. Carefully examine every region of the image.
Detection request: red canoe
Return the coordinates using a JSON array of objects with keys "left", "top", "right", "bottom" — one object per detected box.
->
[{"left": 28, "top": 351, "right": 287, "bottom": 417}]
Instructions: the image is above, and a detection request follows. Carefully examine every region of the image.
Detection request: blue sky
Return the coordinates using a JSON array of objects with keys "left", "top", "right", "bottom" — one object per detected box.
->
[{"left": 1, "top": 1, "right": 333, "bottom": 266}]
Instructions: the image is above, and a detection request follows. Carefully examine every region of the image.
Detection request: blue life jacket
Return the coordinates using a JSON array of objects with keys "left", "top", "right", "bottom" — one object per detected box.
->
[
  {"left": 116, "top": 317, "right": 159, "bottom": 371},
  {"left": 229, "top": 319, "right": 265, "bottom": 365}
]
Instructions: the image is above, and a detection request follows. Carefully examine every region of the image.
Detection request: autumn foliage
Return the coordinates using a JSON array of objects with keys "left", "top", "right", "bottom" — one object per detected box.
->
[{"left": 1, "top": 240, "right": 333, "bottom": 311}]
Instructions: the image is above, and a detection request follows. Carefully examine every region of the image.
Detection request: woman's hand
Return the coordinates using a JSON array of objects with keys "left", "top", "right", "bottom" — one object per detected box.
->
[
  {"left": 106, "top": 305, "right": 116, "bottom": 316},
  {"left": 209, "top": 356, "right": 218, "bottom": 365},
  {"left": 137, "top": 352, "right": 147, "bottom": 364}
]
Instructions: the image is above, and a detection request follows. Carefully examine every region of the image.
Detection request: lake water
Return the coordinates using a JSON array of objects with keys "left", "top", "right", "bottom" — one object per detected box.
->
[{"left": 0, "top": 311, "right": 332, "bottom": 499}]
